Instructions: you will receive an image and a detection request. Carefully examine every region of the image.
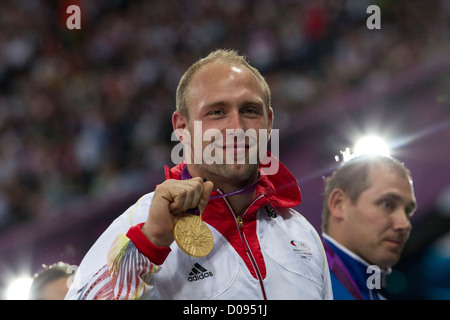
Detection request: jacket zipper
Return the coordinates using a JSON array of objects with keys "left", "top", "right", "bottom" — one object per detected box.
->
[{"left": 225, "top": 193, "right": 267, "bottom": 300}]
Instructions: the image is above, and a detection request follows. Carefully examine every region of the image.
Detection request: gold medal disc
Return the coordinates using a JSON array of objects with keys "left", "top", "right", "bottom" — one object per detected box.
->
[{"left": 174, "top": 215, "right": 214, "bottom": 257}]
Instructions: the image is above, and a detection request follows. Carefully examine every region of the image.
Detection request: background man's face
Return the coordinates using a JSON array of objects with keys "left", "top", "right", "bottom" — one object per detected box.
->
[{"left": 341, "top": 166, "right": 416, "bottom": 269}]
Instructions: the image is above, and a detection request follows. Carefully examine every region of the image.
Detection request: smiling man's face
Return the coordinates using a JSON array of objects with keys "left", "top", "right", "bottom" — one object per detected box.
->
[{"left": 173, "top": 61, "right": 273, "bottom": 188}]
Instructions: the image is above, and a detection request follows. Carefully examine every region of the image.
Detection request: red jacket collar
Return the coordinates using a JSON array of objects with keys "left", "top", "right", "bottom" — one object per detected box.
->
[{"left": 163, "top": 154, "right": 301, "bottom": 209}]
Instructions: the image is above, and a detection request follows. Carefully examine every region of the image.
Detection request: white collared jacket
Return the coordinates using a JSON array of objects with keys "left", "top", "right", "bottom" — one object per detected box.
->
[{"left": 66, "top": 161, "right": 332, "bottom": 300}]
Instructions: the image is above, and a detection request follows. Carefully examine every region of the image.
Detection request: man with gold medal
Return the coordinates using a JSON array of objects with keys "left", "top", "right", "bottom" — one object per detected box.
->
[{"left": 66, "top": 49, "right": 332, "bottom": 300}]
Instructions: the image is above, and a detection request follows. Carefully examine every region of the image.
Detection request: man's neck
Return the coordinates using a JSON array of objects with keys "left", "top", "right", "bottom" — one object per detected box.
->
[
  {"left": 323, "top": 233, "right": 392, "bottom": 275},
  {"left": 222, "top": 191, "right": 257, "bottom": 216},
  {"left": 322, "top": 233, "right": 373, "bottom": 268}
]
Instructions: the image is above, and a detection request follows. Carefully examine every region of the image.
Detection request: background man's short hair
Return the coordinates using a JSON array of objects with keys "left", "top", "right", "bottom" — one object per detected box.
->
[{"left": 28, "top": 261, "right": 75, "bottom": 300}]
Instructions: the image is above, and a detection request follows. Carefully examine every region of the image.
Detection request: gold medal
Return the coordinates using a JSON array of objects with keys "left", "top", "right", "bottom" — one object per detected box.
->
[
  {"left": 174, "top": 214, "right": 213, "bottom": 257},
  {"left": 174, "top": 166, "right": 259, "bottom": 257}
]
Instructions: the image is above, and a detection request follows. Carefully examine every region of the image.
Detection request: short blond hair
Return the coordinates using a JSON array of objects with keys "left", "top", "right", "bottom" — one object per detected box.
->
[{"left": 176, "top": 49, "right": 271, "bottom": 120}]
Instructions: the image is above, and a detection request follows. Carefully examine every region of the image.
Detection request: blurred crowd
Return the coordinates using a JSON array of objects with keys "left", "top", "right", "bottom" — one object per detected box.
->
[{"left": 0, "top": 0, "right": 448, "bottom": 231}]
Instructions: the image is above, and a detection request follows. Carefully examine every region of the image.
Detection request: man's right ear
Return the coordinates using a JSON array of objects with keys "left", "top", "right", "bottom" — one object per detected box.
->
[
  {"left": 327, "top": 188, "right": 347, "bottom": 221},
  {"left": 172, "top": 111, "right": 189, "bottom": 143}
]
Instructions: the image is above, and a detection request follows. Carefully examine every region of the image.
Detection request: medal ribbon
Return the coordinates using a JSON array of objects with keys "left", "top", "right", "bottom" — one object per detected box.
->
[
  {"left": 180, "top": 165, "right": 259, "bottom": 216},
  {"left": 322, "top": 239, "right": 364, "bottom": 300}
]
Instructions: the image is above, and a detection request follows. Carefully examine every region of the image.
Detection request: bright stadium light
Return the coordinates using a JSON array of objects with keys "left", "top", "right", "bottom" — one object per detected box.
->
[
  {"left": 354, "top": 135, "right": 390, "bottom": 157},
  {"left": 6, "top": 276, "right": 33, "bottom": 300},
  {"left": 335, "top": 135, "right": 391, "bottom": 163}
]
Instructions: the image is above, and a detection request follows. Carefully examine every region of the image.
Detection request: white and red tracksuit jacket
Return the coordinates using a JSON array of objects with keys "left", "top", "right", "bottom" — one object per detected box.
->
[{"left": 65, "top": 160, "right": 332, "bottom": 300}]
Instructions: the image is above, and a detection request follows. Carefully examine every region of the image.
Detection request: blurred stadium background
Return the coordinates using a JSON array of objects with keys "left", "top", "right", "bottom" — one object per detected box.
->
[{"left": 0, "top": 0, "right": 449, "bottom": 299}]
